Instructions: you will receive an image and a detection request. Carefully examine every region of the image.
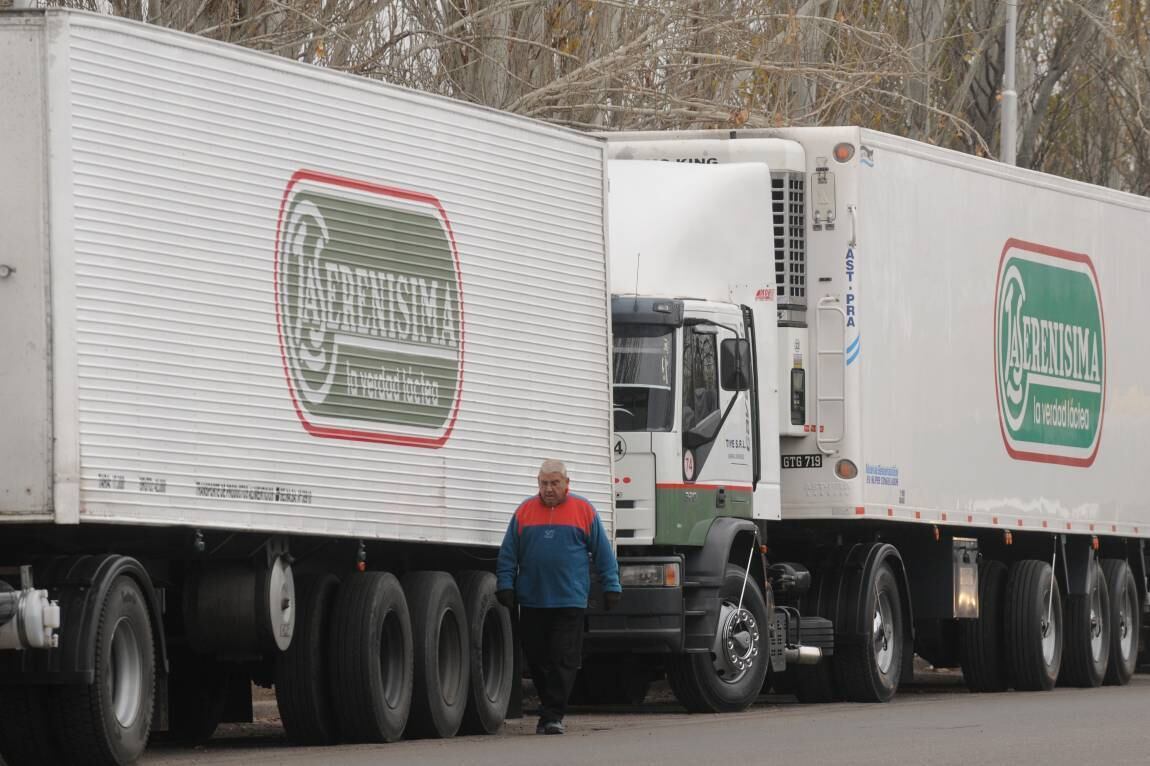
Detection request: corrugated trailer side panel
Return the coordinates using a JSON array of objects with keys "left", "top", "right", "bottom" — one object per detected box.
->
[
  {"left": 856, "top": 131, "right": 1150, "bottom": 536},
  {"left": 0, "top": 15, "right": 53, "bottom": 517},
  {"left": 37, "top": 11, "right": 612, "bottom": 544}
]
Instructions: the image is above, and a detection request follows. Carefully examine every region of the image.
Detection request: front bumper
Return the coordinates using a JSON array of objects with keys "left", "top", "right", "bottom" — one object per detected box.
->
[{"left": 584, "top": 555, "right": 685, "bottom": 653}]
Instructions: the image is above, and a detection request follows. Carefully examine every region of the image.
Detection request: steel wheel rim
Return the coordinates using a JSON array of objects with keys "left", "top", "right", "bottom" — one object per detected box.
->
[
  {"left": 481, "top": 608, "right": 506, "bottom": 703},
  {"left": 711, "top": 601, "right": 759, "bottom": 684},
  {"left": 109, "top": 617, "right": 144, "bottom": 728},
  {"left": 1041, "top": 582, "right": 1060, "bottom": 666},
  {"left": 1089, "top": 584, "right": 1105, "bottom": 662},
  {"left": 873, "top": 590, "right": 895, "bottom": 674},
  {"left": 380, "top": 609, "right": 406, "bottom": 709},
  {"left": 1118, "top": 577, "right": 1137, "bottom": 661},
  {"left": 437, "top": 610, "right": 463, "bottom": 706}
]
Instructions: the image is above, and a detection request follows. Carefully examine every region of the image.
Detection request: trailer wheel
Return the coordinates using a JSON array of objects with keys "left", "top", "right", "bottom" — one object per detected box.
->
[
  {"left": 1061, "top": 561, "right": 1110, "bottom": 688},
  {"left": 960, "top": 560, "right": 1009, "bottom": 692},
  {"left": 54, "top": 575, "right": 156, "bottom": 765},
  {"left": 1102, "top": 559, "right": 1140, "bottom": 686},
  {"left": 1005, "top": 560, "right": 1063, "bottom": 691},
  {"left": 835, "top": 562, "right": 904, "bottom": 702},
  {"left": 667, "top": 564, "right": 769, "bottom": 713},
  {"left": 162, "top": 649, "right": 228, "bottom": 745},
  {"left": 276, "top": 573, "right": 340, "bottom": 744},
  {"left": 403, "top": 572, "right": 470, "bottom": 738},
  {"left": 328, "top": 571, "right": 413, "bottom": 743},
  {"left": 0, "top": 687, "right": 62, "bottom": 766},
  {"left": 457, "top": 571, "right": 513, "bottom": 734}
]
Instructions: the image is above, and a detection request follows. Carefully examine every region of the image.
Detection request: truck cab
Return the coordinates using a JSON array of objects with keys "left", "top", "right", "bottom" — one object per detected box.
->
[
  {"left": 611, "top": 297, "right": 757, "bottom": 548},
  {"left": 590, "top": 294, "right": 776, "bottom": 711},
  {"left": 583, "top": 159, "right": 827, "bottom": 712}
]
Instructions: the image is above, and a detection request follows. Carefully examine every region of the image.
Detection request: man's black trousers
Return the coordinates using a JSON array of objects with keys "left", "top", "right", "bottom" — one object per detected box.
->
[{"left": 519, "top": 606, "right": 585, "bottom": 723}]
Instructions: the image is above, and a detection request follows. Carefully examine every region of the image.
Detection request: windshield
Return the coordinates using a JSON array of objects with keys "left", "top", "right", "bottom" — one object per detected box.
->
[{"left": 613, "top": 325, "right": 675, "bottom": 432}]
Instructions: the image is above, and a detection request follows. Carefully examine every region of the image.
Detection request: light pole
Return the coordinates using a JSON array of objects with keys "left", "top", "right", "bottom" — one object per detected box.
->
[{"left": 1002, "top": 0, "right": 1018, "bottom": 165}]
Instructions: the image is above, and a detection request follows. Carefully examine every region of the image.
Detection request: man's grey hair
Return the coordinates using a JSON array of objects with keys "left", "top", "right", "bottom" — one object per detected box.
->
[{"left": 538, "top": 459, "right": 568, "bottom": 477}]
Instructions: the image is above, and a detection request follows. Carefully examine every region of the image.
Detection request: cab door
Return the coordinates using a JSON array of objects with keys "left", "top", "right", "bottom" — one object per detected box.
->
[{"left": 669, "top": 320, "right": 754, "bottom": 539}]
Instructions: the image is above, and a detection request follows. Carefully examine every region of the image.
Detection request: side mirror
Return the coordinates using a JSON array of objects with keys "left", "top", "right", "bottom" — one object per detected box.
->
[{"left": 720, "top": 338, "right": 752, "bottom": 391}]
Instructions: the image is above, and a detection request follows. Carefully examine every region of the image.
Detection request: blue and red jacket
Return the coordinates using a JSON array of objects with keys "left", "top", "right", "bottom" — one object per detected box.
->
[{"left": 496, "top": 493, "right": 621, "bottom": 609}]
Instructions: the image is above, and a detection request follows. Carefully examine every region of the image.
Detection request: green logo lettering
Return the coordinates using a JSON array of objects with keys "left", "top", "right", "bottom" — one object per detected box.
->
[
  {"left": 994, "top": 239, "right": 1105, "bottom": 466},
  {"left": 275, "top": 171, "right": 464, "bottom": 446}
]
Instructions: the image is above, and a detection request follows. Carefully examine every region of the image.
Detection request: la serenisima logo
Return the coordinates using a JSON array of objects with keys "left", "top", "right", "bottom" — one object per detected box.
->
[
  {"left": 994, "top": 239, "right": 1105, "bottom": 467},
  {"left": 275, "top": 171, "right": 464, "bottom": 447}
]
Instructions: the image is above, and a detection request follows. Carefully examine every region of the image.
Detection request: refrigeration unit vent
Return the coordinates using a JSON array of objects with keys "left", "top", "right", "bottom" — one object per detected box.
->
[{"left": 772, "top": 171, "right": 806, "bottom": 311}]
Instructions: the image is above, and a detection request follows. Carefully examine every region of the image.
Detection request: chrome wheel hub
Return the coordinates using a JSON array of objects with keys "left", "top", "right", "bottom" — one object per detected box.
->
[
  {"left": 109, "top": 617, "right": 143, "bottom": 728},
  {"left": 873, "top": 591, "right": 895, "bottom": 674},
  {"left": 1089, "top": 585, "right": 1105, "bottom": 663},
  {"left": 712, "top": 601, "right": 759, "bottom": 684}
]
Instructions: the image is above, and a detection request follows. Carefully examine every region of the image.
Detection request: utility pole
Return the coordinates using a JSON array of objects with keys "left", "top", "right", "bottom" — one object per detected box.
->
[{"left": 1001, "top": 0, "right": 1018, "bottom": 165}]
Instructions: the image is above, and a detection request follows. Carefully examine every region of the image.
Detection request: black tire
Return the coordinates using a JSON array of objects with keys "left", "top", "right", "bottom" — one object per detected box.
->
[
  {"left": 403, "top": 572, "right": 471, "bottom": 739},
  {"left": 328, "top": 571, "right": 413, "bottom": 743},
  {"left": 0, "top": 686, "right": 63, "bottom": 766},
  {"left": 1005, "top": 559, "right": 1063, "bottom": 691},
  {"left": 53, "top": 575, "right": 156, "bottom": 765},
  {"left": 457, "top": 571, "right": 513, "bottom": 735},
  {"left": 1102, "top": 559, "right": 1140, "bottom": 686},
  {"left": 960, "top": 560, "right": 1010, "bottom": 692},
  {"left": 667, "top": 564, "right": 769, "bottom": 713},
  {"left": 277, "top": 573, "right": 340, "bottom": 745},
  {"left": 162, "top": 649, "right": 228, "bottom": 745},
  {"left": 835, "top": 562, "right": 905, "bottom": 702},
  {"left": 1061, "top": 561, "right": 1110, "bottom": 688}
]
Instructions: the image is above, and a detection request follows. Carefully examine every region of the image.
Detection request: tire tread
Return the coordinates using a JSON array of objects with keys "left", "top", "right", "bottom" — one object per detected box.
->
[
  {"left": 1005, "top": 559, "right": 1060, "bottom": 691},
  {"left": 834, "top": 562, "right": 903, "bottom": 703},
  {"left": 328, "top": 571, "right": 413, "bottom": 743},
  {"left": 1061, "top": 562, "right": 1109, "bottom": 688},
  {"left": 53, "top": 576, "right": 155, "bottom": 766},
  {"left": 457, "top": 571, "right": 512, "bottom": 735},
  {"left": 277, "top": 573, "right": 340, "bottom": 744},
  {"left": 404, "top": 571, "right": 469, "bottom": 739},
  {"left": 960, "top": 560, "right": 1009, "bottom": 692},
  {"left": 1101, "top": 559, "right": 1139, "bottom": 686}
]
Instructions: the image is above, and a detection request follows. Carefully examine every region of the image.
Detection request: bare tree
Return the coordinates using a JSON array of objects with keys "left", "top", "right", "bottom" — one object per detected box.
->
[{"left": 49, "top": 0, "right": 1150, "bottom": 193}]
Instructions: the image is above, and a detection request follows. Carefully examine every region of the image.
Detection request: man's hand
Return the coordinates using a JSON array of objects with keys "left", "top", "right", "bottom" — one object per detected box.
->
[
  {"left": 495, "top": 589, "right": 516, "bottom": 609},
  {"left": 604, "top": 591, "right": 622, "bottom": 611}
]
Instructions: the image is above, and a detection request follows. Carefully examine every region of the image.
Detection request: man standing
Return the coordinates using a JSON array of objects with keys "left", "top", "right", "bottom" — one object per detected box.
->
[{"left": 496, "top": 459, "right": 622, "bottom": 735}]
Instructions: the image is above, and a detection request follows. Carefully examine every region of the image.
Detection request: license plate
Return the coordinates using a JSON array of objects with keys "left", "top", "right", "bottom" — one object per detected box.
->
[{"left": 781, "top": 454, "right": 823, "bottom": 469}]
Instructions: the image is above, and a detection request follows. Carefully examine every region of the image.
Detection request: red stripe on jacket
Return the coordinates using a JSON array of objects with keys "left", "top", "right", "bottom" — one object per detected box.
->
[{"left": 515, "top": 495, "right": 595, "bottom": 535}]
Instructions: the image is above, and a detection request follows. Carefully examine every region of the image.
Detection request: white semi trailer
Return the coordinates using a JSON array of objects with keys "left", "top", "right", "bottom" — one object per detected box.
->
[
  {"left": 4, "top": 8, "right": 1150, "bottom": 766},
  {"left": 0, "top": 8, "right": 613, "bottom": 765},
  {"left": 587, "top": 129, "right": 1150, "bottom": 711}
]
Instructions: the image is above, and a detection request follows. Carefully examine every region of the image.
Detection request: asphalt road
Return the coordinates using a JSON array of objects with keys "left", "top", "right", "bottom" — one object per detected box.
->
[{"left": 144, "top": 673, "right": 1150, "bottom": 766}]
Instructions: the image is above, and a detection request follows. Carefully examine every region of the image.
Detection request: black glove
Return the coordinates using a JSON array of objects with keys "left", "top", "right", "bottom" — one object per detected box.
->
[
  {"left": 495, "top": 589, "right": 516, "bottom": 609},
  {"left": 604, "top": 591, "right": 622, "bottom": 611}
]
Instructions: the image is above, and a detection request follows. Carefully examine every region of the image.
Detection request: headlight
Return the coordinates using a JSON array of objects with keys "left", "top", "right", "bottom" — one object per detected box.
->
[{"left": 619, "top": 562, "right": 680, "bottom": 587}]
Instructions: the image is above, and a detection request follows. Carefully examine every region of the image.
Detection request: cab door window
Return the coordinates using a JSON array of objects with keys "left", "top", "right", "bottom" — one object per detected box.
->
[{"left": 681, "top": 326, "right": 720, "bottom": 433}]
